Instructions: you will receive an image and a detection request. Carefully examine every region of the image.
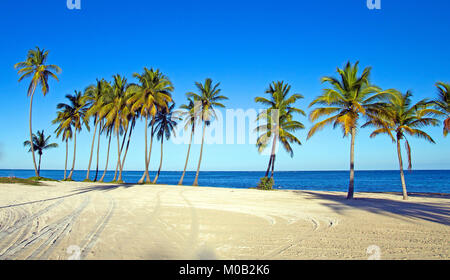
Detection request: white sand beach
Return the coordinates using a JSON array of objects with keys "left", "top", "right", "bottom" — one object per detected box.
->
[{"left": 0, "top": 181, "right": 448, "bottom": 260}]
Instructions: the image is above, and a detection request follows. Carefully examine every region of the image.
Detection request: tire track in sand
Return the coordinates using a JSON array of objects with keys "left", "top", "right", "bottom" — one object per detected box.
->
[
  {"left": 78, "top": 194, "right": 115, "bottom": 260},
  {"left": 0, "top": 196, "right": 89, "bottom": 260}
]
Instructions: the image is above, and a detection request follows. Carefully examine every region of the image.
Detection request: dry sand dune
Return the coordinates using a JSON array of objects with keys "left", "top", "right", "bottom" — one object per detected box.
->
[{"left": 0, "top": 181, "right": 448, "bottom": 260}]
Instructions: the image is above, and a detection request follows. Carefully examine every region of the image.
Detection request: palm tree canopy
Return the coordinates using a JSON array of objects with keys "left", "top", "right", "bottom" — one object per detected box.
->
[
  {"left": 255, "top": 81, "right": 305, "bottom": 157},
  {"left": 363, "top": 90, "right": 439, "bottom": 169},
  {"left": 127, "top": 68, "right": 173, "bottom": 118},
  {"left": 308, "top": 61, "right": 393, "bottom": 139},
  {"left": 54, "top": 91, "right": 90, "bottom": 132},
  {"left": 178, "top": 96, "right": 198, "bottom": 131},
  {"left": 186, "top": 78, "right": 228, "bottom": 125},
  {"left": 100, "top": 74, "right": 131, "bottom": 135},
  {"left": 154, "top": 103, "right": 180, "bottom": 141},
  {"left": 82, "top": 78, "right": 113, "bottom": 121},
  {"left": 433, "top": 82, "right": 450, "bottom": 136},
  {"left": 24, "top": 130, "right": 58, "bottom": 155},
  {"left": 14, "top": 46, "right": 61, "bottom": 96}
]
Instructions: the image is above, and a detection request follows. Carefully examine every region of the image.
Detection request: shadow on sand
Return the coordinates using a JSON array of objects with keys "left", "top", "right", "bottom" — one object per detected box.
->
[
  {"left": 296, "top": 191, "right": 450, "bottom": 226},
  {"left": 0, "top": 183, "right": 136, "bottom": 209}
]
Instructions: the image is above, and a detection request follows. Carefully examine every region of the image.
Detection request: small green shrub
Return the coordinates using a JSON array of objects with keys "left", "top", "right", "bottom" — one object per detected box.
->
[{"left": 257, "top": 177, "right": 274, "bottom": 190}]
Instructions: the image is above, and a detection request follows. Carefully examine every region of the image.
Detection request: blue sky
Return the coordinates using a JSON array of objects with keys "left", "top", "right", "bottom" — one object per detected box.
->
[{"left": 0, "top": 0, "right": 449, "bottom": 172}]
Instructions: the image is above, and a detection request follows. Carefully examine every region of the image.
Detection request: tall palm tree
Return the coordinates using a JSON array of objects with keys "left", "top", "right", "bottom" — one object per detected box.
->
[
  {"left": 152, "top": 103, "right": 179, "bottom": 183},
  {"left": 177, "top": 97, "right": 198, "bottom": 185},
  {"left": 433, "top": 82, "right": 450, "bottom": 136},
  {"left": 363, "top": 90, "right": 439, "bottom": 200},
  {"left": 100, "top": 74, "right": 130, "bottom": 182},
  {"left": 127, "top": 68, "right": 173, "bottom": 183},
  {"left": 23, "top": 130, "right": 58, "bottom": 176},
  {"left": 56, "top": 91, "right": 89, "bottom": 180},
  {"left": 82, "top": 79, "right": 112, "bottom": 181},
  {"left": 308, "top": 61, "right": 393, "bottom": 199},
  {"left": 255, "top": 81, "right": 305, "bottom": 179},
  {"left": 187, "top": 78, "right": 228, "bottom": 186},
  {"left": 14, "top": 47, "right": 61, "bottom": 177},
  {"left": 53, "top": 113, "right": 73, "bottom": 180}
]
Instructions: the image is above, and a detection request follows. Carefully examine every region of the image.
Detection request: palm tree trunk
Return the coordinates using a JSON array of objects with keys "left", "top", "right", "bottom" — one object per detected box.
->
[
  {"left": 138, "top": 115, "right": 150, "bottom": 184},
  {"left": 347, "top": 127, "right": 356, "bottom": 199},
  {"left": 153, "top": 137, "right": 164, "bottom": 184},
  {"left": 85, "top": 116, "right": 98, "bottom": 181},
  {"left": 268, "top": 136, "right": 277, "bottom": 179},
  {"left": 178, "top": 125, "right": 194, "bottom": 185},
  {"left": 64, "top": 139, "right": 68, "bottom": 180},
  {"left": 193, "top": 123, "right": 206, "bottom": 186},
  {"left": 28, "top": 88, "right": 39, "bottom": 177},
  {"left": 38, "top": 153, "right": 42, "bottom": 176},
  {"left": 265, "top": 156, "right": 272, "bottom": 178},
  {"left": 68, "top": 130, "right": 77, "bottom": 180},
  {"left": 94, "top": 125, "right": 101, "bottom": 181},
  {"left": 116, "top": 132, "right": 123, "bottom": 182},
  {"left": 396, "top": 138, "right": 408, "bottom": 200},
  {"left": 119, "top": 120, "right": 135, "bottom": 180},
  {"left": 99, "top": 133, "right": 112, "bottom": 182},
  {"left": 139, "top": 117, "right": 154, "bottom": 183}
]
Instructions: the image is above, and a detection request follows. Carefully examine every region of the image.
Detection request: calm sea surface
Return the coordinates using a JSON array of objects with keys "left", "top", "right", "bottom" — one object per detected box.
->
[{"left": 1, "top": 169, "right": 449, "bottom": 194}]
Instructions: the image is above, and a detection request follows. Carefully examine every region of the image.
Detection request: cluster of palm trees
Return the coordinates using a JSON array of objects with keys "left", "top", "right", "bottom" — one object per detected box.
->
[
  {"left": 15, "top": 47, "right": 450, "bottom": 200},
  {"left": 256, "top": 62, "right": 449, "bottom": 200},
  {"left": 15, "top": 47, "right": 228, "bottom": 186}
]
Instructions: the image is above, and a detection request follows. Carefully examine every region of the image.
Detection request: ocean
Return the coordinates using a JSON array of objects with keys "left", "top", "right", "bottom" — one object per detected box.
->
[{"left": 1, "top": 169, "right": 449, "bottom": 194}]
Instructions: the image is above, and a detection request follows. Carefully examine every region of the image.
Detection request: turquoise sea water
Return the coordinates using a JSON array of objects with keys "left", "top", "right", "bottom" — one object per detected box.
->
[{"left": 1, "top": 169, "right": 449, "bottom": 194}]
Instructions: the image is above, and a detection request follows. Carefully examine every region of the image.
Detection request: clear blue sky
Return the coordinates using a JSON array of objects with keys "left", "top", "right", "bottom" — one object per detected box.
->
[{"left": 0, "top": 0, "right": 449, "bottom": 171}]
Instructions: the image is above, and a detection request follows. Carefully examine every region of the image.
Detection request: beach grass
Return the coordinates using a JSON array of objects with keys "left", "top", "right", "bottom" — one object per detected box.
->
[
  {"left": 0, "top": 177, "right": 43, "bottom": 186},
  {"left": 28, "top": 176, "right": 59, "bottom": 182}
]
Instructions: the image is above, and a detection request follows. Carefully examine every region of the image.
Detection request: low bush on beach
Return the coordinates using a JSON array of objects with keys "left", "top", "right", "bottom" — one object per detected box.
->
[{"left": 257, "top": 177, "right": 274, "bottom": 190}]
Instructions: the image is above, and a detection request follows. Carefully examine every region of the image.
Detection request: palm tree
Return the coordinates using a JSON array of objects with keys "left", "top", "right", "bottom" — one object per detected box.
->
[
  {"left": 82, "top": 79, "right": 112, "bottom": 181},
  {"left": 23, "top": 130, "right": 58, "bottom": 176},
  {"left": 433, "top": 82, "right": 450, "bottom": 136},
  {"left": 100, "top": 74, "right": 130, "bottom": 182},
  {"left": 56, "top": 91, "right": 89, "bottom": 180},
  {"left": 14, "top": 47, "right": 61, "bottom": 177},
  {"left": 363, "top": 90, "right": 439, "bottom": 200},
  {"left": 187, "top": 78, "right": 228, "bottom": 186},
  {"left": 177, "top": 97, "right": 198, "bottom": 185},
  {"left": 127, "top": 68, "right": 173, "bottom": 183},
  {"left": 255, "top": 81, "right": 305, "bottom": 180},
  {"left": 308, "top": 61, "right": 393, "bottom": 199},
  {"left": 152, "top": 103, "right": 179, "bottom": 183}
]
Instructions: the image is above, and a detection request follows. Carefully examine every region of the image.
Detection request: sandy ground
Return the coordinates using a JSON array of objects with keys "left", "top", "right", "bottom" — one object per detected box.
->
[{"left": 0, "top": 181, "right": 448, "bottom": 260}]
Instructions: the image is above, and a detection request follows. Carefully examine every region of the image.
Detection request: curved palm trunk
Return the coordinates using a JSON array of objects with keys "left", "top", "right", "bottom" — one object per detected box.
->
[
  {"left": 64, "top": 139, "right": 68, "bottom": 180},
  {"left": 178, "top": 125, "right": 194, "bottom": 185},
  {"left": 265, "top": 156, "right": 272, "bottom": 178},
  {"left": 28, "top": 89, "right": 39, "bottom": 177},
  {"left": 139, "top": 117, "right": 154, "bottom": 184},
  {"left": 94, "top": 126, "right": 101, "bottom": 181},
  {"left": 99, "top": 133, "right": 112, "bottom": 182},
  {"left": 138, "top": 115, "right": 150, "bottom": 184},
  {"left": 153, "top": 137, "right": 164, "bottom": 184},
  {"left": 396, "top": 138, "right": 408, "bottom": 200},
  {"left": 85, "top": 117, "right": 98, "bottom": 181},
  {"left": 68, "top": 130, "right": 77, "bottom": 180},
  {"left": 347, "top": 127, "right": 356, "bottom": 199},
  {"left": 116, "top": 132, "right": 123, "bottom": 182},
  {"left": 119, "top": 121, "right": 135, "bottom": 180},
  {"left": 193, "top": 123, "right": 207, "bottom": 186}
]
